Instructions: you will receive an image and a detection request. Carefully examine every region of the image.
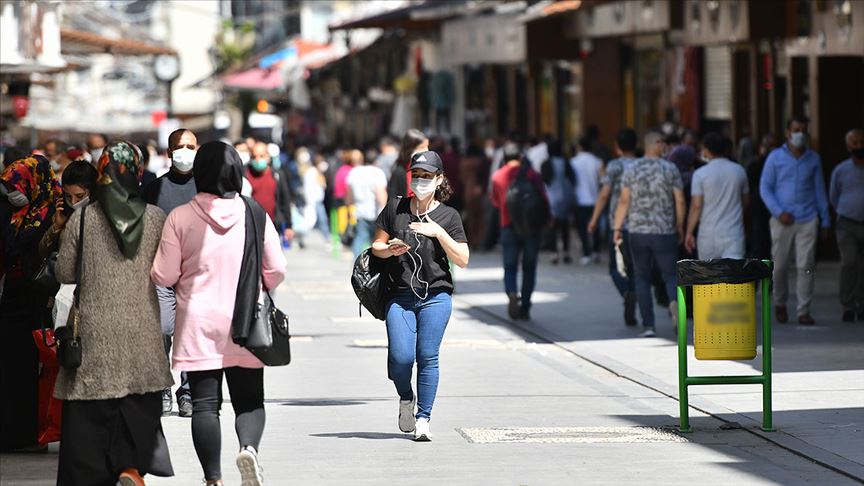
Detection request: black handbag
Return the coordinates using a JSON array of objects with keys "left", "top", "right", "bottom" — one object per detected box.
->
[
  {"left": 55, "top": 205, "right": 86, "bottom": 369},
  {"left": 32, "top": 251, "right": 60, "bottom": 296},
  {"left": 240, "top": 197, "right": 292, "bottom": 366},
  {"left": 246, "top": 291, "right": 291, "bottom": 366}
]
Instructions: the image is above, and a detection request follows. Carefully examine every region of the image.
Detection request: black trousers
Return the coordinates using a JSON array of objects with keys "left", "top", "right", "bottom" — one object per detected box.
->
[
  {"left": 0, "top": 287, "right": 46, "bottom": 451},
  {"left": 187, "top": 367, "right": 265, "bottom": 481}
]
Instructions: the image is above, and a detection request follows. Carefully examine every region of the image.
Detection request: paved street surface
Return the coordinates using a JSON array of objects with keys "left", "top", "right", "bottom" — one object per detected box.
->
[{"left": 2, "top": 239, "right": 862, "bottom": 485}]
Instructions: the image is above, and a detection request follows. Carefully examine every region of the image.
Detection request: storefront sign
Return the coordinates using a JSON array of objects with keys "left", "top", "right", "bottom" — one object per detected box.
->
[
  {"left": 568, "top": 0, "right": 671, "bottom": 38},
  {"left": 684, "top": 0, "right": 750, "bottom": 45},
  {"left": 441, "top": 13, "right": 526, "bottom": 65}
]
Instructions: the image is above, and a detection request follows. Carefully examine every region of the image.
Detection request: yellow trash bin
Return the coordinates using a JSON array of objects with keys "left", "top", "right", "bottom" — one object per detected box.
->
[{"left": 692, "top": 282, "right": 757, "bottom": 360}]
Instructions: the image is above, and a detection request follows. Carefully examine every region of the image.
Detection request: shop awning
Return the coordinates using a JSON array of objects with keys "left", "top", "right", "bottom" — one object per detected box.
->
[
  {"left": 328, "top": 1, "right": 496, "bottom": 32},
  {"left": 60, "top": 27, "right": 176, "bottom": 56},
  {"left": 519, "top": 0, "right": 583, "bottom": 23},
  {"left": 220, "top": 39, "right": 341, "bottom": 91},
  {"left": 221, "top": 67, "right": 284, "bottom": 91}
]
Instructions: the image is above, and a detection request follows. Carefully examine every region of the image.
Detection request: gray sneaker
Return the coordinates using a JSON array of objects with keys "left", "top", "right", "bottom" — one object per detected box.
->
[
  {"left": 161, "top": 389, "right": 172, "bottom": 415},
  {"left": 640, "top": 327, "right": 657, "bottom": 338},
  {"left": 399, "top": 396, "right": 416, "bottom": 433}
]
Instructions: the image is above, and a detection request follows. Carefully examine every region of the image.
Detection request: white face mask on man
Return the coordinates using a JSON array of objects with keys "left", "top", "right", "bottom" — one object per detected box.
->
[
  {"left": 171, "top": 148, "right": 196, "bottom": 172},
  {"left": 790, "top": 131, "right": 807, "bottom": 149}
]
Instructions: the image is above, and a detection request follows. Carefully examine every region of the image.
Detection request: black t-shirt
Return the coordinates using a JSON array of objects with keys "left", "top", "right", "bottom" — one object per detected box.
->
[{"left": 375, "top": 197, "right": 467, "bottom": 294}]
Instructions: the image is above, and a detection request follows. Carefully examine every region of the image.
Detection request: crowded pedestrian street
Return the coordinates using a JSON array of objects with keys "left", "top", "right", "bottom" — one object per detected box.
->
[{"left": 2, "top": 238, "right": 862, "bottom": 484}]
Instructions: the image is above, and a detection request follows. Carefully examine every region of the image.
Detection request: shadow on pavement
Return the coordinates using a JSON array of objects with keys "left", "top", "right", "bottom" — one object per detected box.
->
[
  {"left": 274, "top": 398, "right": 371, "bottom": 407},
  {"left": 309, "top": 432, "right": 411, "bottom": 440}
]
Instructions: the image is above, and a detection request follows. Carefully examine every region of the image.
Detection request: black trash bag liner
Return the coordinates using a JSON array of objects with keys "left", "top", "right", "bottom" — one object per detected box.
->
[
  {"left": 351, "top": 248, "right": 390, "bottom": 321},
  {"left": 677, "top": 258, "right": 772, "bottom": 286}
]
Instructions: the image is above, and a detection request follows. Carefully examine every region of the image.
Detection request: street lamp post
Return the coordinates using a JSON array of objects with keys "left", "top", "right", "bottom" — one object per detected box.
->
[{"left": 154, "top": 54, "right": 180, "bottom": 118}]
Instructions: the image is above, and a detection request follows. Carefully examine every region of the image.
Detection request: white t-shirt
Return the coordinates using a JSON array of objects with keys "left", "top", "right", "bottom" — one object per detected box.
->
[
  {"left": 303, "top": 168, "right": 325, "bottom": 205},
  {"left": 570, "top": 151, "right": 603, "bottom": 205},
  {"left": 347, "top": 165, "right": 387, "bottom": 221}
]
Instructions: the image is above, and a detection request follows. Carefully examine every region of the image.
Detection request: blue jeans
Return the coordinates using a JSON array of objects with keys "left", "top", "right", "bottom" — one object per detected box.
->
[
  {"left": 501, "top": 226, "right": 540, "bottom": 312},
  {"left": 157, "top": 285, "right": 190, "bottom": 398},
  {"left": 352, "top": 219, "right": 376, "bottom": 257},
  {"left": 608, "top": 229, "right": 634, "bottom": 297},
  {"left": 628, "top": 233, "right": 678, "bottom": 328},
  {"left": 385, "top": 291, "right": 452, "bottom": 419},
  {"left": 315, "top": 202, "right": 330, "bottom": 237}
]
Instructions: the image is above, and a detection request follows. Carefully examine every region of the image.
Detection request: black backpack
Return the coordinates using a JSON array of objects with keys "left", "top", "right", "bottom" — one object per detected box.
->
[
  {"left": 506, "top": 163, "right": 550, "bottom": 238},
  {"left": 351, "top": 248, "right": 389, "bottom": 320}
]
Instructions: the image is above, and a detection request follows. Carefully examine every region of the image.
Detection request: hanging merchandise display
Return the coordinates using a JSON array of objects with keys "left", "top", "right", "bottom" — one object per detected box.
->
[
  {"left": 390, "top": 74, "right": 418, "bottom": 136},
  {"left": 430, "top": 71, "right": 455, "bottom": 134}
]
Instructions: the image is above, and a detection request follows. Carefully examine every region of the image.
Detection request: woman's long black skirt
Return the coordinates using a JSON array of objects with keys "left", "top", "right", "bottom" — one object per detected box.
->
[{"left": 56, "top": 392, "right": 174, "bottom": 485}]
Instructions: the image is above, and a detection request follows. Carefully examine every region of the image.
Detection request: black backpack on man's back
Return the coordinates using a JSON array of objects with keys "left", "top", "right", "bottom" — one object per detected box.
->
[{"left": 505, "top": 162, "right": 550, "bottom": 238}]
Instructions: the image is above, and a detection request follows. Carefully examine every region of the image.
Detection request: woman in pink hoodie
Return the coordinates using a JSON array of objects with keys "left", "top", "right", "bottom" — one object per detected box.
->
[{"left": 151, "top": 141, "right": 286, "bottom": 486}]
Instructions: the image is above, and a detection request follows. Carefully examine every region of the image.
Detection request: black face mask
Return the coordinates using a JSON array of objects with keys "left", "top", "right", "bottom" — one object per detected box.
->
[{"left": 851, "top": 148, "right": 864, "bottom": 159}]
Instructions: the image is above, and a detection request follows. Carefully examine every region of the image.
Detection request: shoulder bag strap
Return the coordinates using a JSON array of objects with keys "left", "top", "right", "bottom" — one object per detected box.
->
[
  {"left": 242, "top": 196, "right": 268, "bottom": 293},
  {"left": 71, "top": 204, "right": 86, "bottom": 338}
]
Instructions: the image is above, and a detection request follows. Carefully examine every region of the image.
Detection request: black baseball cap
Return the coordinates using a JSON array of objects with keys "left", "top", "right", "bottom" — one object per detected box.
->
[{"left": 410, "top": 150, "right": 443, "bottom": 173}]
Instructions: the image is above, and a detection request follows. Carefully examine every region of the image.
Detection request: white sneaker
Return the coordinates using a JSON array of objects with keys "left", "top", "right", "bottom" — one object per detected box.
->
[
  {"left": 579, "top": 256, "right": 593, "bottom": 265},
  {"left": 414, "top": 418, "right": 431, "bottom": 442},
  {"left": 236, "top": 446, "right": 263, "bottom": 486},
  {"left": 399, "top": 397, "right": 416, "bottom": 433}
]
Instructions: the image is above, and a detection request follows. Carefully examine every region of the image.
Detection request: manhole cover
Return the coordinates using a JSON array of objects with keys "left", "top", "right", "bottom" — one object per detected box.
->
[{"left": 457, "top": 427, "right": 688, "bottom": 444}]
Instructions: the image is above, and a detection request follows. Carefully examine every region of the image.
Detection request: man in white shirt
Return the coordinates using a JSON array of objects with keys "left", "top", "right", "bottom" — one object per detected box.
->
[
  {"left": 685, "top": 132, "right": 749, "bottom": 259},
  {"left": 571, "top": 136, "right": 604, "bottom": 264},
  {"left": 347, "top": 150, "right": 388, "bottom": 257}
]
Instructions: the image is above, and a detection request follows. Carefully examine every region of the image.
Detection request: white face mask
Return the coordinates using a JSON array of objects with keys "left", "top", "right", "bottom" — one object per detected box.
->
[
  {"left": 50, "top": 160, "right": 63, "bottom": 173},
  {"left": 69, "top": 196, "right": 89, "bottom": 211},
  {"left": 790, "top": 131, "right": 807, "bottom": 149},
  {"left": 172, "top": 148, "right": 196, "bottom": 172},
  {"left": 410, "top": 177, "right": 438, "bottom": 199},
  {"left": 90, "top": 148, "right": 103, "bottom": 163},
  {"left": 7, "top": 190, "right": 29, "bottom": 207},
  {"left": 238, "top": 152, "right": 251, "bottom": 165}
]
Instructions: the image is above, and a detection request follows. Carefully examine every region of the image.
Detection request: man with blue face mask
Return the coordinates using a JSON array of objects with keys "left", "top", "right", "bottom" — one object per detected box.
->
[
  {"left": 142, "top": 127, "right": 199, "bottom": 417},
  {"left": 760, "top": 117, "right": 830, "bottom": 325}
]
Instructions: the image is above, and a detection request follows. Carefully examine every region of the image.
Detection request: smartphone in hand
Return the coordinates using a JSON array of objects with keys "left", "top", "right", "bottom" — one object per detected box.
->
[{"left": 388, "top": 238, "right": 411, "bottom": 250}]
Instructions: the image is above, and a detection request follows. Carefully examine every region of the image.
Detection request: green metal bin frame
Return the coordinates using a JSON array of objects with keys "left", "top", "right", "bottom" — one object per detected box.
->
[{"left": 676, "top": 260, "right": 775, "bottom": 433}]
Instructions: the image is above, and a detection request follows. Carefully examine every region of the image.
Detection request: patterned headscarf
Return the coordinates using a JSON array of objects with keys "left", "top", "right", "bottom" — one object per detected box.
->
[
  {"left": 1, "top": 155, "right": 62, "bottom": 276},
  {"left": 93, "top": 141, "right": 147, "bottom": 259}
]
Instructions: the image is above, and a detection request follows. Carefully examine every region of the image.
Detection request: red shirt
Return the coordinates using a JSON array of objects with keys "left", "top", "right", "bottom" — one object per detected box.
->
[
  {"left": 247, "top": 167, "right": 278, "bottom": 219},
  {"left": 490, "top": 163, "right": 548, "bottom": 228}
]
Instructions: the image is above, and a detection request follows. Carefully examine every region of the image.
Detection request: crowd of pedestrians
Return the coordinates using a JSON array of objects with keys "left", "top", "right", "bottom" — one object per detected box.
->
[{"left": 0, "top": 115, "right": 861, "bottom": 483}]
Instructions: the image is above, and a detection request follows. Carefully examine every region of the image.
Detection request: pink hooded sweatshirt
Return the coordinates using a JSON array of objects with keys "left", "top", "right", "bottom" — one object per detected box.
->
[{"left": 151, "top": 193, "right": 287, "bottom": 371}]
